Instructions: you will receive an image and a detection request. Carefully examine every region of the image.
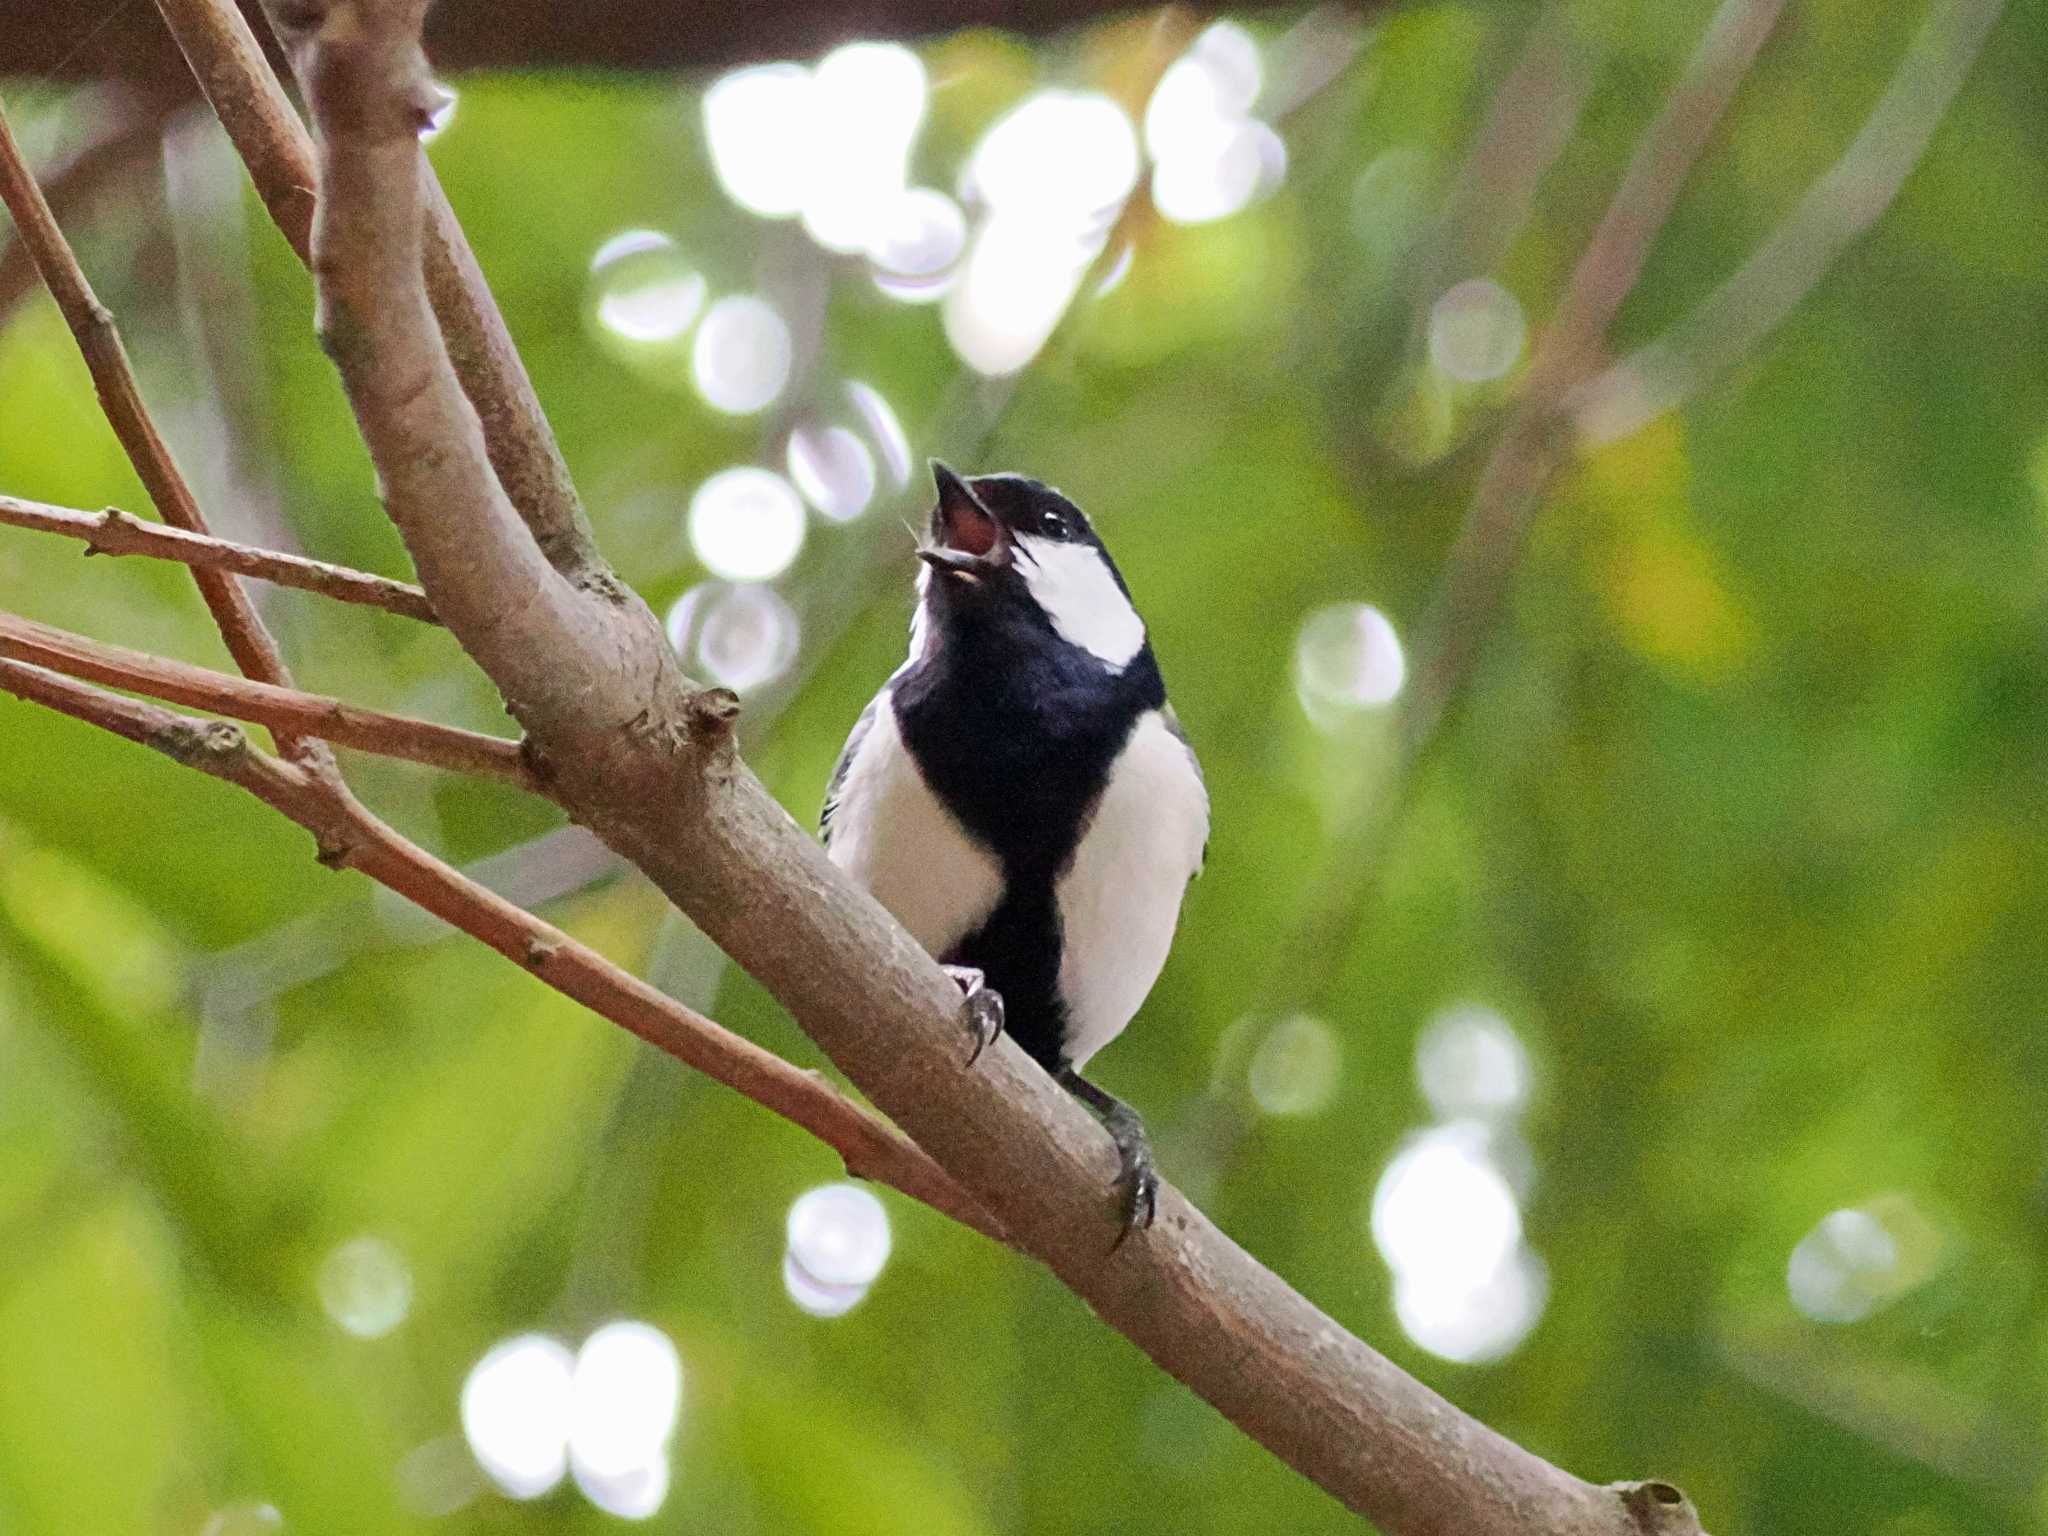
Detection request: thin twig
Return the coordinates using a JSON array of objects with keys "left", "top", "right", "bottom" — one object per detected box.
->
[
  {"left": 1409, "top": 0, "right": 1610, "bottom": 337},
  {"left": 1404, "top": 0, "right": 1790, "bottom": 750},
  {"left": 0, "top": 658, "right": 1003, "bottom": 1242},
  {"left": 0, "top": 610, "right": 527, "bottom": 785},
  {"left": 1271, "top": 0, "right": 1789, "bottom": 1004},
  {"left": 0, "top": 92, "right": 321, "bottom": 765},
  {"left": 152, "top": 0, "right": 605, "bottom": 582},
  {"left": 1571, "top": 0, "right": 2008, "bottom": 446},
  {"left": 0, "top": 493, "right": 437, "bottom": 623},
  {"left": 274, "top": 1, "right": 1714, "bottom": 1528},
  {"left": 0, "top": 87, "right": 173, "bottom": 325}
]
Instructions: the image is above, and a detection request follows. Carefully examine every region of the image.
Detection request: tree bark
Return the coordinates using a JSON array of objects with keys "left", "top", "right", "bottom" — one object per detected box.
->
[{"left": 260, "top": 0, "right": 1706, "bottom": 1527}]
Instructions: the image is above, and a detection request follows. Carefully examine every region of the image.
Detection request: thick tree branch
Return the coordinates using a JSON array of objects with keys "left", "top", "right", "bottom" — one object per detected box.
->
[
  {"left": 0, "top": 93, "right": 323, "bottom": 765},
  {"left": 263, "top": 2, "right": 1709, "bottom": 1529},
  {"left": 1571, "top": 0, "right": 2007, "bottom": 446},
  {"left": 0, "top": 494, "right": 437, "bottom": 623},
  {"left": 0, "top": 610, "right": 528, "bottom": 784},
  {"left": 0, "top": 658, "right": 1002, "bottom": 1242},
  {"left": 279, "top": 12, "right": 637, "bottom": 749},
  {"left": 152, "top": 0, "right": 606, "bottom": 582}
]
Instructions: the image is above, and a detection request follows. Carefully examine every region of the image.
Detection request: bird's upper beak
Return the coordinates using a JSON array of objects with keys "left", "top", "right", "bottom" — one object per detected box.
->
[{"left": 919, "top": 461, "right": 1011, "bottom": 580}]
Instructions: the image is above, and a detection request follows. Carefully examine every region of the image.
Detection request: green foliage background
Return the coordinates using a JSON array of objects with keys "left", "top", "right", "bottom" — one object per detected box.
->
[{"left": 3, "top": 2, "right": 2046, "bottom": 1532}]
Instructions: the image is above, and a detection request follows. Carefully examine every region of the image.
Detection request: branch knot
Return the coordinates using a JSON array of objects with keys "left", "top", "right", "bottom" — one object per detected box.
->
[
  {"left": 686, "top": 687, "right": 741, "bottom": 745},
  {"left": 1613, "top": 1479, "right": 1707, "bottom": 1535},
  {"left": 149, "top": 716, "right": 250, "bottom": 769}
]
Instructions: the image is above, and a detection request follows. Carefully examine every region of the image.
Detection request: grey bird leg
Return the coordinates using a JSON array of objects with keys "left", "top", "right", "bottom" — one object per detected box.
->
[
  {"left": 1057, "top": 1068, "right": 1159, "bottom": 1241},
  {"left": 943, "top": 964, "right": 1005, "bottom": 1064}
]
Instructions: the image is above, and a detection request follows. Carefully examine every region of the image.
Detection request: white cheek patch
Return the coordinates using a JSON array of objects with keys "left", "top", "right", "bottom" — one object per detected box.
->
[{"left": 1014, "top": 536, "right": 1146, "bottom": 670}]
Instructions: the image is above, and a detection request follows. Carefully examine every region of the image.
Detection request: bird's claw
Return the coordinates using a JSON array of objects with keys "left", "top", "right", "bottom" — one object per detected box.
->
[
  {"left": 1109, "top": 1129, "right": 1159, "bottom": 1246},
  {"left": 1057, "top": 1066, "right": 1161, "bottom": 1246},
  {"left": 943, "top": 965, "right": 1005, "bottom": 1065}
]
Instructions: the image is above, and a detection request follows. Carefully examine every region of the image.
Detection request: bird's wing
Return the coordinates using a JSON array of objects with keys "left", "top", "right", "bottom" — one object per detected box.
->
[
  {"left": 820, "top": 691, "right": 883, "bottom": 847},
  {"left": 1160, "top": 702, "right": 1209, "bottom": 875}
]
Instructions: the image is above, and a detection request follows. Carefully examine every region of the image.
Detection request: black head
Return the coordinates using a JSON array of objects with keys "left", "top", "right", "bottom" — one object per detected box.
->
[{"left": 916, "top": 462, "right": 1147, "bottom": 671}]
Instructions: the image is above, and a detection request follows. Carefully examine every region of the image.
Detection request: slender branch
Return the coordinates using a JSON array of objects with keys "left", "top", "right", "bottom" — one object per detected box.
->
[
  {"left": 1410, "top": 0, "right": 1610, "bottom": 335},
  {"left": 152, "top": 0, "right": 605, "bottom": 581},
  {"left": 0, "top": 610, "right": 528, "bottom": 785},
  {"left": 0, "top": 494, "right": 437, "bottom": 623},
  {"left": 1404, "top": 0, "right": 1788, "bottom": 757},
  {"left": 1264, "top": 0, "right": 1790, "bottom": 1020},
  {"left": 0, "top": 96, "right": 309, "bottom": 723},
  {"left": 1571, "top": 0, "right": 2007, "bottom": 446},
  {"left": 0, "top": 659, "right": 1001, "bottom": 1242},
  {"left": 268, "top": 2, "right": 1714, "bottom": 1530},
  {"left": 0, "top": 87, "right": 174, "bottom": 326}
]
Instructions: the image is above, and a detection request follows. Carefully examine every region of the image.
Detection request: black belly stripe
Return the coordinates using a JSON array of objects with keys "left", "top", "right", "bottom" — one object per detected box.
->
[
  {"left": 892, "top": 598, "right": 1165, "bottom": 1069},
  {"left": 945, "top": 887, "right": 1068, "bottom": 1071}
]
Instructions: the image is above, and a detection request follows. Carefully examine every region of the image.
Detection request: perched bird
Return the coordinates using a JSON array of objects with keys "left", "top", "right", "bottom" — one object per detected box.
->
[{"left": 822, "top": 462, "right": 1208, "bottom": 1233}]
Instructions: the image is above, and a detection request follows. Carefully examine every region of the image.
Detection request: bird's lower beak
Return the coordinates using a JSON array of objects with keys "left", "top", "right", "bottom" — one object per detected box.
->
[{"left": 920, "top": 461, "right": 1011, "bottom": 580}]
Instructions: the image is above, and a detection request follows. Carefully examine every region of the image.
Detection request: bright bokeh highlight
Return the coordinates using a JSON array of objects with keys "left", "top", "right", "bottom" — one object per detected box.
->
[
  {"left": 1145, "top": 23, "right": 1285, "bottom": 224},
  {"left": 589, "top": 230, "right": 706, "bottom": 345},
  {"left": 461, "top": 1323, "right": 684, "bottom": 1516},
  {"left": 1415, "top": 1004, "right": 1532, "bottom": 1121},
  {"left": 573, "top": 1453, "right": 671, "bottom": 1521},
  {"left": 1247, "top": 1013, "right": 1342, "bottom": 1116},
  {"left": 787, "top": 423, "right": 878, "bottom": 522},
  {"left": 316, "top": 1233, "right": 413, "bottom": 1339},
  {"left": 703, "top": 45, "right": 929, "bottom": 260},
  {"left": 1428, "top": 278, "right": 1526, "bottom": 384},
  {"left": 869, "top": 186, "right": 968, "bottom": 300},
  {"left": 805, "top": 43, "right": 929, "bottom": 253},
  {"left": 845, "top": 380, "right": 912, "bottom": 487},
  {"left": 702, "top": 64, "right": 816, "bottom": 217},
  {"left": 667, "top": 581, "right": 802, "bottom": 692},
  {"left": 687, "top": 468, "right": 806, "bottom": 581},
  {"left": 947, "top": 91, "right": 1139, "bottom": 375},
  {"left": 784, "top": 1182, "right": 893, "bottom": 1317},
  {"left": 461, "top": 1334, "right": 576, "bottom": 1499},
  {"left": 573, "top": 1327, "right": 684, "bottom": 1490},
  {"left": 968, "top": 90, "right": 1139, "bottom": 226},
  {"left": 1294, "top": 602, "right": 1407, "bottom": 720},
  {"left": 1371, "top": 1123, "right": 1547, "bottom": 1363},
  {"left": 691, "top": 295, "right": 792, "bottom": 414},
  {"left": 1393, "top": 1247, "right": 1549, "bottom": 1366}
]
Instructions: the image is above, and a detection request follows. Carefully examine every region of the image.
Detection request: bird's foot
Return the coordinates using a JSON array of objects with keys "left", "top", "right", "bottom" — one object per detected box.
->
[
  {"left": 943, "top": 964, "right": 1005, "bottom": 1065},
  {"left": 1105, "top": 1116, "right": 1159, "bottom": 1244},
  {"left": 1058, "top": 1069, "right": 1159, "bottom": 1244}
]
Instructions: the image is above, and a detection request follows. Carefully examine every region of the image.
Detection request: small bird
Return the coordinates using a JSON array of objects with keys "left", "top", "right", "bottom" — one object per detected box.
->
[{"left": 822, "top": 462, "right": 1208, "bottom": 1234}]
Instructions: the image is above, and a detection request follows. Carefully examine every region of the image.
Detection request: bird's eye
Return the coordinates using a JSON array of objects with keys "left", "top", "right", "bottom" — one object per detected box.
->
[{"left": 1040, "top": 511, "right": 1071, "bottom": 541}]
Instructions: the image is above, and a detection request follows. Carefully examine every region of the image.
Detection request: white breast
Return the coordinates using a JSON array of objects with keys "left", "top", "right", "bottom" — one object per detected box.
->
[
  {"left": 1055, "top": 709, "right": 1209, "bottom": 1067},
  {"left": 826, "top": 690, "right": 1004, "bottom": 961}
]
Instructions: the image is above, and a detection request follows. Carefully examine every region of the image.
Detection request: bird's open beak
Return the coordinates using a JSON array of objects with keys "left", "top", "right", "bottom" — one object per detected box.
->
[{"left": 919, "top": 461, "right": 1010, "bottom": 580}]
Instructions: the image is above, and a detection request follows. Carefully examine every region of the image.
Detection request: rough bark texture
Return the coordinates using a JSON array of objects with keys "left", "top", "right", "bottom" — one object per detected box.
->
[{"left": 260, "top": 0, "right": 1702, "bottom": 1528}]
